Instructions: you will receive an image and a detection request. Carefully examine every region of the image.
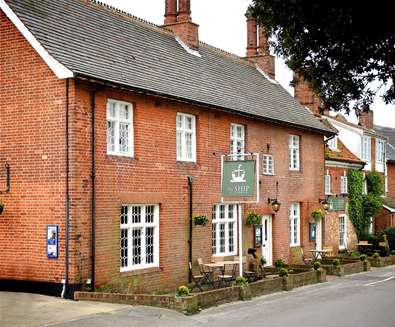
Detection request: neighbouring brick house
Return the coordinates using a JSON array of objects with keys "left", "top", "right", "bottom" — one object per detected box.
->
[
  {"left": 373, "top": 125, "right": 395, "bottom": 232},
  {"left": 0, "top": 0, "right": 333, "bottom": 297},
  {"left": 293, "top": 75, "right": 390, "bottom": 250}
]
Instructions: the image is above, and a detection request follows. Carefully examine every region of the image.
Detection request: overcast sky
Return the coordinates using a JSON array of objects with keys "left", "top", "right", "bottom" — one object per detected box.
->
[{"left": 100, "top": 0, "right": 395, "bottom": 128}]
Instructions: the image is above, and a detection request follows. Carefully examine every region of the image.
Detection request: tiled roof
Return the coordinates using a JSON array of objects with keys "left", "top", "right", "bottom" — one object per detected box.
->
[
  {"left": 374, "top": 125, "right": 395, "bottom": 161},
  {"left": 325, "top": 139, "right": 365, "bottom": 164},
  {"left": 383, "top": 197, "right": 395, "bottom": 210},
  {"left": 3, "top": 0, "right": 333, "bottom": 135}
]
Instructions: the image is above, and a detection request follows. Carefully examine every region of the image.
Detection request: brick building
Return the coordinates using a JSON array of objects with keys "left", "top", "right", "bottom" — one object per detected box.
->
[
  {"left": 0, "top": 0, "right": 333, "bottom": 297},
  {"left": 373, "top": 126, "right": 395, "bottom": 232}
]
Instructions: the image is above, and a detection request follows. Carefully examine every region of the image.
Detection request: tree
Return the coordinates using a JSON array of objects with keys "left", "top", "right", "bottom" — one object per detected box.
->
[{"left": 249, "top": 0, "right": 395, "bottom": 113}]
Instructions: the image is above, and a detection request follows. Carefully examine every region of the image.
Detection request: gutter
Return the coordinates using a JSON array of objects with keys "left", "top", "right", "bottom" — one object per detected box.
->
[
  {"left": 74, "top": 74, "right": 334, "bottom": 137},
  {"left": 90, "top": 84, "right": 105, "bottom": 292}
]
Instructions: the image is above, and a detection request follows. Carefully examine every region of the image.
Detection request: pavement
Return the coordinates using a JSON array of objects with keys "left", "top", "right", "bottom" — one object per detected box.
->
[{"left": 1, "top": 266, "right": 395, "bottom": 327}]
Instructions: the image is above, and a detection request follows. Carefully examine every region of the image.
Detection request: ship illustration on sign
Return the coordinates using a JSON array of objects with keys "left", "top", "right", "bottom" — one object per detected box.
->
[{"left": 230, "top": 164, "right": 246, "bottom": 183}]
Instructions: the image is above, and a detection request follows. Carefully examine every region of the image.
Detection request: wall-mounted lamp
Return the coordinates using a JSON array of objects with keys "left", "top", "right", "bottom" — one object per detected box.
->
[
  {"left": 319, "top": 197, "right": 330, "bottom": 211},
  {"left": 268, "top": 181, "right": 281, "bottom": 213}
]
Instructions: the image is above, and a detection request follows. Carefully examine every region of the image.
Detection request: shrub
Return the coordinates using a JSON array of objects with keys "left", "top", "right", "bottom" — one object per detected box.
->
[
  {"left": 235, "top": 276, "right": 248, "bottom": 287},
  {"left": 278, "top": 268, "right": 289, "bottom": 277},
  {"left": 350, "top": 251, "right": 362, "bottom": 257},
  {"left": 366, "top": 171, "right": 384, "bottom": 196},
  {"left": 313, "top": 261, "right": 321, "bottom": 270},
  {"left": 391, "top": 250, "right": 395, "bottom": 255},
  {"left": 245, "top": 212, "right": 262, "bottom": 226},
  {"left": 332, "top": 259, "right": 340, "bottom": 267},
  {"left": 274, "top": 259, "right": 286, "bottom": 268},
  {"left": 176, "top": 285, "right": 190, "bottom": 297},
  {"left": 193, "top": 215, "right": 209, "bottom": 226},
  {"left": 372, "top": 252, "right": 380, "bottom": 259},
  {"left": 384, "top": 227, "right": 395, "bottom": 251},
  {"left": 359, "top": 254, "right": 367, "bottom": 261}
]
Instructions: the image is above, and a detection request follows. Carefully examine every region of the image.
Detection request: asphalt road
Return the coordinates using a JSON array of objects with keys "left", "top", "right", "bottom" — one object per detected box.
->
[{"left": 1, "top": 266, "right": 395, "bottom": 327}]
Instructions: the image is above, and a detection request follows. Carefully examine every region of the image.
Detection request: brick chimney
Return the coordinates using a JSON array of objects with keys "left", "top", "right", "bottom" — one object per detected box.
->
[
  {"left": 245, "top": 14, "right": 275, "bottom": 79},
  {"left": 163, "top": 0, "right": 199, "bottom": 50},
  {"left": 293, "top": 73, "right": 325, "bottom": 116},
  {"left": 358, "top": 108, "right": 374, "bottom": 129}
]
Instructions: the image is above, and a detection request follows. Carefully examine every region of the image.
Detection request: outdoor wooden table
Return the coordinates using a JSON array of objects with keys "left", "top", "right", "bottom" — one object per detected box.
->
[
  {"left": 203, "top": 261, "right": 241, "bottom": 286},
  {"left": 309, "top": 249, "right": 329, "bottom": 260}
]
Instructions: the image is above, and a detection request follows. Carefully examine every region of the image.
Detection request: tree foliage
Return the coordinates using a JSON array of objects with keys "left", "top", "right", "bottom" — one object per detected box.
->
[
  {"left": 366, "top": 171, "right": 384, "bottom": 196},
  {"left": 249, "top": 0, "right": 395, "bottom": 113}
]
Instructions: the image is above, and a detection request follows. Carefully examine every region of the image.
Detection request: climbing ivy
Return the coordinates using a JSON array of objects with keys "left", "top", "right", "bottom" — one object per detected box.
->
[
  {"left": 348, "top": 170, "right": 384, "bottom": 240},
  {"left": 347, "top": 170, "right": 364, "bottom": 240}
]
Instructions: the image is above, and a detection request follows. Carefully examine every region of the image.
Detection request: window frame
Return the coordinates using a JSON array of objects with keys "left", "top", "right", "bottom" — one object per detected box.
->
[
  {"left": 339, "top": 214, "right": 347, "bottom": 250},
  {"left": 289, "top": 135, "right": 300, "bottom": 171},
  {"left": 212, "top": 204, "right": 238, "bottom": 257},
  {"left": 325, "top": 171, "right": 332, "bottom": 195},
  {"left": 263, "top": 154, "right": 275, "bottom": 175},
  {"left": 120, "top": 204, "right": 160, "bottom": 272},
  {"left": 340, "top": 173, "right": 348, "bottom": 195},
  {"left": 327, "top": 136, "right": 337, "bottom": 151},
  {"left": 376, "top": 139, "right": 385, "bottom": 164},
  {"left": 106, "top": 99, "right": 134, "bottom": 157},
  {"left": 361, "top": 135, "right": 371, "bottom": 162},
  {"left": 176, "top": 112, "right": 197, "bottom": 162},
  {"left": 230, "top": 123, "right": 246, "bottom": 160},
  {"left": 289, "top": 203, "right": 300, "bottom": 247}
]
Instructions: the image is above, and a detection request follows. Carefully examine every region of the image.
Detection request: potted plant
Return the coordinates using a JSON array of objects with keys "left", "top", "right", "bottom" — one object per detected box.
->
[
  {"left": 245, "top": 212, "right": 261, "bottom": 226},
  {"left": 311, "top": 208, "right": 325, "bottom": 221},
  {"left": 176, "top": 285, "right": 190, "bottom": 297},
  {"left": 274, "top": 258, "right": 285, "bottom": 269},
  {"left": 0, "top": 200, "right": 4, "bottom": 215},
  {"left": 193, "top": 215, "right": 208, "bottom": 226}
]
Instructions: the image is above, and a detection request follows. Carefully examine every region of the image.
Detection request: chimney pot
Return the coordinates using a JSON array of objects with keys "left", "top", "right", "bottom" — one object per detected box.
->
[
  {"left": 178, "top": 0, "right": 191, "bottom": 22},
  {"left": 164, "top": 0, "right": 177, "bottom": 24},
  {"left": 246, "top": 16, "right": 258, "bottom": 57}
]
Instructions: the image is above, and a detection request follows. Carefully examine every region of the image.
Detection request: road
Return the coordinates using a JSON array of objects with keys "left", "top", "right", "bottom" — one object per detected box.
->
[{"left": 1, "top": 266, "right": 395, "bottom": 327}]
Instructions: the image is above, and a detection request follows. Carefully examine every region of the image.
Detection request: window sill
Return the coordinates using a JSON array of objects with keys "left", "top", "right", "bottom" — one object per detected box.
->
[
  {"left": 263, "top": 173, "right": 275, "bottom": 176},
  {"left": 176, "top": 161, "right": 199, "bottom": 168},
  {"left": 289, "top": 244, "right": 300, "bottom": 248},
  {"left": 120, "top": 266, "right": 162, "bottom": 276}
]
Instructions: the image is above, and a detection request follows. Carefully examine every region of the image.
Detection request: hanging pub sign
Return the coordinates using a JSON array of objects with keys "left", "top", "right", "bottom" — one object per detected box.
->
[
  {"left": 221, "top": 159, "right": 256, "bottom": 197},
  {"left": 46, "top": 225, "right": 58, "bottom": 259}
]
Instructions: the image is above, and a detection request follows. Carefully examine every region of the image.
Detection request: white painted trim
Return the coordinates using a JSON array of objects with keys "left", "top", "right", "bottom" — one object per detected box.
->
[
  {"left": 255, "top": 64, "right": 278, "bottom": 84},
  {"left": 383, "top": 205, "right": 395, "bottom": 213},
  {"left": 175, "top": 36, "right": 202, "bottom": 57},
  {"left": 0, "top": 0, "right": 73, "bottom": 79}
]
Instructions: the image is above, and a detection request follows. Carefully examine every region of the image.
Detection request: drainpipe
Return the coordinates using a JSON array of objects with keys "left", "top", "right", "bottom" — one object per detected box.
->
[
  {"left": 91, "top": 85, "right": 104, "bottom": 292},
  {"left": 64, "top": 78, "right": 70, "bottom": 298},
  {"left": 187, "top": 176, "right": 194, "bottom": 283}
]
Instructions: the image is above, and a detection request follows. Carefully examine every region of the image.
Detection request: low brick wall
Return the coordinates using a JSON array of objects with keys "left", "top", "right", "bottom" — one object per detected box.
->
[
  {"left": 369, "top": 255, "right": 395, "bottom": 267},
  {"left": 249, "top": 277, "right": 284, "bottom": 298},
  {"left": 322, "top": 261, "right": 364, "bottom": 276},
  {"left": 195, "top": 286, "right": 240, "bottom": 309},
  {"left": 74, "top": 292, "right": 198, "bottom": 314},
  {"left": 75, "top": 270, "right": 325, "bottom": 314}
]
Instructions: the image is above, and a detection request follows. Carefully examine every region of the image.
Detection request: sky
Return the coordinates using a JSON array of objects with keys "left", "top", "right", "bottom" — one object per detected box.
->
[{"left": 100, "top": 0, "right": 395, "bottom": 128}]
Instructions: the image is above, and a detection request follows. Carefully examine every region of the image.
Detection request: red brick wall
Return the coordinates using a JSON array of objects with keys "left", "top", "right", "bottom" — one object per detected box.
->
[
  {"left": 375, "top": 209, "right": 395, "bottom": 233},
  {"left": 1, "top": 10, "right": 327, "bottom": 292},
  {"left": 72, "top": 81, "right": 326, "bottom": 291},
  {"left": 387, "top": 163, "right": 395, "bottom": 198},
  {"left": 0, "top": 11, "right": 68, "bottom": 283}
]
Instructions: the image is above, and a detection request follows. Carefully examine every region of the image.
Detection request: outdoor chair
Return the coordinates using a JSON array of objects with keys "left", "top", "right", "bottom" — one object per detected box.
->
[
  {"left": 189, "top": 262, "right": 204, "bottom": 292},
  {"left": 300, "top": 247, "right": 313, "bottom": 265},
  {"left": 197, "top": 258, "right": 214, "bottom": 287},
  {"left": 323, "top": 246, "right": 334, "bottom": 257},
  {"left": 218, "top": 263, "right": 237, "bottom": 287}
]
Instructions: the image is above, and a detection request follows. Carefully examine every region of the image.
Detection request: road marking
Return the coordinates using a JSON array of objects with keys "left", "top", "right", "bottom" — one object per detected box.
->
[{"left": 364, "top": 276, "right": 395, "bottom": 286}]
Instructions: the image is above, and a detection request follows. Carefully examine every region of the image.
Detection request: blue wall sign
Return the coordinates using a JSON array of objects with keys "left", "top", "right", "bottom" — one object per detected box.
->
[{"left": 47, "top": 225, "right": 58, "bottom": 259}]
